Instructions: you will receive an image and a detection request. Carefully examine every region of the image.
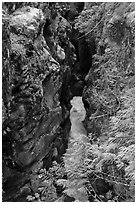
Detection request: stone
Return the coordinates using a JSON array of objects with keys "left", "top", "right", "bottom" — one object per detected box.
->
[
  {"left": 2, "top": 6, "right": 71, "bottom": 201},
  {"left": 9, "top": 6, "right": 44, "bottom": 39}
]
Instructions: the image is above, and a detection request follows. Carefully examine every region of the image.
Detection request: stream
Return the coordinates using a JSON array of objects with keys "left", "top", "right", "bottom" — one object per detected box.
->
[
  {"left": 63, "top": 96, "right": 90, "bottom": 201},
  {"left": 70, "top": 97, "right": 87, "bottom": 137}
]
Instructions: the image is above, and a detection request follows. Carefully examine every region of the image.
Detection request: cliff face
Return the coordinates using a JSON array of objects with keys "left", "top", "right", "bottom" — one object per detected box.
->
[
  {"left": 81, "top": 2, "right": 135, "bottom": 140},
  {"left": 74, "top": 3, "right": 134, "bottom": 201},
  {"left": 2, "top": 6, "right": 72, "bottom": 201}
]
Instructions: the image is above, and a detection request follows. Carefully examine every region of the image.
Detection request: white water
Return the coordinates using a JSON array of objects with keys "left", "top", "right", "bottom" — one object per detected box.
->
[
  {"left": 63, "top": 97, "right": 90, "bottom": 201},
  {"left": 70, "top": 96, "right": 87, "bottom": 136}
]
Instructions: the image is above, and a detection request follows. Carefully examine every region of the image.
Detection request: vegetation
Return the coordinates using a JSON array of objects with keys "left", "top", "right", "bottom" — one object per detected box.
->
[
  {"left": 3, "top": 2, "right": 135, "bottom": 202},
  {"left": 27, "top": 161, "right": 66, "bottom": 202},
  {"left": 75, "top": 2, "right": 135, "bottom": 202}
]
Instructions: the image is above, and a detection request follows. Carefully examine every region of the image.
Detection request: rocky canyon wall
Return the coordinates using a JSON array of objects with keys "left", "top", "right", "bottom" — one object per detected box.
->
[{"left": 2, "top": 6, "right": 74, "bottom": 201}]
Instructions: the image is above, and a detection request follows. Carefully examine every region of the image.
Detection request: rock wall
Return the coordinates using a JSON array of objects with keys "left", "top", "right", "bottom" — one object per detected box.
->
[
  {"left": 2, "top": 6, "right": 74, "bottom": 201},
  {"left": 81, "top": 2, "right": 135, "bottom": 141}
]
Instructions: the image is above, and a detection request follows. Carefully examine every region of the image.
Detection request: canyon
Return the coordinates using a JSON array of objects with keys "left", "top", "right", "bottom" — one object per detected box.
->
[{"left": 2, "top": 2, "right": 135, "bottom": 202}]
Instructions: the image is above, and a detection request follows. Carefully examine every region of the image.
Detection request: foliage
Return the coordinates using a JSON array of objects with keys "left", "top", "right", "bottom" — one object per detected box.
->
[
  {"left": 2, "top": 2, "right": 70, "bottom": 17},
  {"left": 26, "top": 161, "right": 66, "bottom": 202},
  {"left": 74, "top": 2, "right": 135, "bottom": 202},
  {"left": 3, "top": 2, "right": 135, "bottom": 202}
]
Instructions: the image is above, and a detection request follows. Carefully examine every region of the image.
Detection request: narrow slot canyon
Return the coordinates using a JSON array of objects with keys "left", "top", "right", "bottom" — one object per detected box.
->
[{"left": 2, "top": 2, "right": 135, "bottom": 202}]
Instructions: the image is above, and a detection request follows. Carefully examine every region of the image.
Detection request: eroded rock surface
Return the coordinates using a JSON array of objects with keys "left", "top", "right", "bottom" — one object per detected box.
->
[{"left": 2, "top": 6, "right": 72, "bottom": 201}]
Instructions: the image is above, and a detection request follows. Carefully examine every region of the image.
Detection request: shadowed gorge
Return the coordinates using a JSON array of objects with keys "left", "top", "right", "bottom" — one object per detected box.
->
[{"left": 2, "top": 2, "right": 135, "bottom": 202}]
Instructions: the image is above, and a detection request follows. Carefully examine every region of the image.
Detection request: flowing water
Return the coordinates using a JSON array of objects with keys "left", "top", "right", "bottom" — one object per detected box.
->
[
  {"left": 70, "top": 96, "right": 87, "bottom": 136},
  {"left": 63, "top": 96, "right": 90, "bottom": 201}
]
